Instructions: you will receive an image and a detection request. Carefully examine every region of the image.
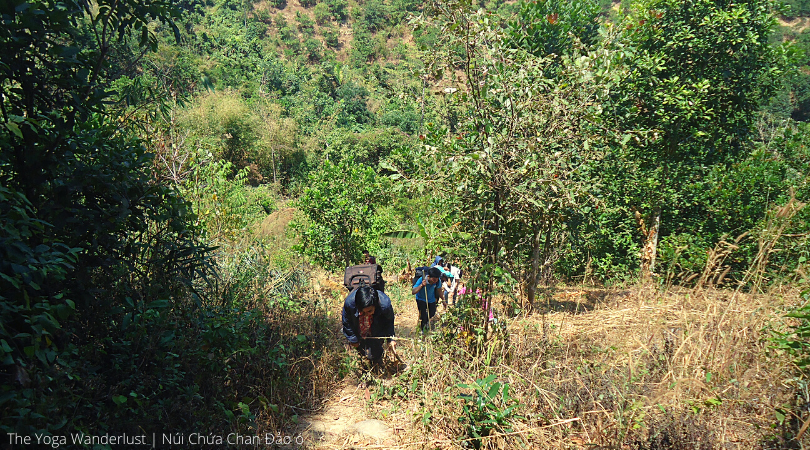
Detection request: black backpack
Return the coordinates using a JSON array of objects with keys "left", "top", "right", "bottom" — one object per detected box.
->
[
  {"left": 344, "top": 264, "right": 384, "bottom": 292},
  {"left": 412, "top": 266, "right": 431, "bottom": 285}
]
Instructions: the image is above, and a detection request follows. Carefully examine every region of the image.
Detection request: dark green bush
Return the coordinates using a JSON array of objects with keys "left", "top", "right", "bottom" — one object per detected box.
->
[{"left": 326, "top": 0, "right": 348, "bottom": 21}]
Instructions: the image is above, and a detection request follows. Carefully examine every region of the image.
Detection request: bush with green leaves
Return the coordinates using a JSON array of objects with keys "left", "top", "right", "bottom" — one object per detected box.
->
[
  {"left": 0, "top": 0, "right": 226, "bottom": 436},
  {"left": 293, "top": 159, "right": 390, "bottom": 270},
  {"left": 296, "top": 11, "right": 315, "bottom": 36},
  {"left": 313, "top": 2, "right": 331, "bottom": 24},
  {"left": 326, "top": 0, "right": 348, "bottom": 21},
  {"left": 304, "top": 37, "right": 323, "bottom": 62},
  {"left": 610, "top": 0, "right": 787, "bottom": 278},
  {"left": 323, "top": 127, "right": 410, "bottom": 166},
  {"left": 772, "top": 287, "right": 810, "bottom": 373},
  {"left": 457, "top": 374, "right": 523, "bottom": 448},
  {"left": 335, "top": 80, "right": 373, "bottom": 126},
  {"left": 322, "top": 25, "right": 340, "bottom": 48},
  {"left": 350, "top": 27, "right": 381, "bottom": 66},
  {"left": 507, "top": 0, "right": 601, "bottom": 58},
  {"left": 360, "top": 0, "right": 390, "bottom": 32},
  {"left": 411, "top": 0, "right": 621, "bottom": 305}
]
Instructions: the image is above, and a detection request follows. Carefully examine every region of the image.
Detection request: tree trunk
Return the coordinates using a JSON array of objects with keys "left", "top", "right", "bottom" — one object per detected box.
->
[
  {"left": 640, "top": 207, "right": 661, "bottom": 280},
  {"left": 527, "top": 224, "right": 542, "bottom": 308}
]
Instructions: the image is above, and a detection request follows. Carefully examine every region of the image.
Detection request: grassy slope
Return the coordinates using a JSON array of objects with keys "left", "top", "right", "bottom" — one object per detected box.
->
[{"left": 285, "top": 270, "right": 803, "bottom": 448}]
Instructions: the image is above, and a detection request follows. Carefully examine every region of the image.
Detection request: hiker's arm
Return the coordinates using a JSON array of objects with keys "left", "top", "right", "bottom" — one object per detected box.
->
[
  {"left": 382, "top": 309, "right": 395, "bottom": 344},
  {"left": 341, "top": 305, "right": 359, "bottom": 346},
  {"left": 411, "top": 278, "right": 427, "bottom": 295}
]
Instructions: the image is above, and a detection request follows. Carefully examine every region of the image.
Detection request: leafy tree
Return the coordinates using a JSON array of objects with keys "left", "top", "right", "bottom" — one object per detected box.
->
[
  {"left": 324, "top": 127, "right": 411, "bottom": 166},
  {"left": 314, "top": 2, "right": 331, "bottom": 24},
  {"left": 304, "top": 37, "right": 324, "bottom": 62},
  {"left": 326, "top": 0, "right": 348, "bottom": 21},
  {"left": 361, "top": 0, "right": 390, "bottom": 32},
  {"left": 390, "top": 0, "right": 422, "bottom": 21},
  {"left": 294, "top": 160, "right": 389, "bottom": 270},
  {"left": 323, "top": 25, "right": 341, "bottom": 48},
  {"left": 335, "top": 80, "right": 373, "bottom": 126},
  {"left": 296, "top": 11, "right": 316, "bottom": 36},
  {"left": 0, "top": 0, "right": 216, "bottom": 435},
  {"left": 506, "top": 0, "right": 601, "bottom": 58},
  {"left": 412, "top": 0, "right": 621, "bottom": 307},
  {"left": 612, "top": 0, "right": 786, "bottom": 278}
]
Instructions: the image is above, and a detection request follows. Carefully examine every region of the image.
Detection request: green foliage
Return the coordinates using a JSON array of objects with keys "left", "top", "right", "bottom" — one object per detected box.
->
[
  {"left": 296, "top": 11, "right": 316, "bottom": 36},
  {"left": 0, "top": 0, "right": 231, "bottom": 437},
  {"left": 313, "top": 2, "right": 332, "bottom": 24},
  {"left": 304, "top": 37, "right": 324, "bottom": 62},
  {"left": 326, "top": 0, "right": 348, "bottom": 21},
  {"left": 413, "top": 0, "right": 620, "bottom": 303},
  {"left": 350, "top": 27, "right": 383, "bottom": 66},
  {"left": 293, "top": 159, "right": 389, "bottom": 270},
  {"left": 390, "top": 0, "right": 422, "bottom": 21},
  {"left": 457, "top": 374, "right": 523, "bottom": 448},
  {"left": 771, "top": 285, "right": 810, "bottom": 374},
  {"left": 324, "top": 127, "right": 411, "bottom": 166},
  {"left": 360, "top": 0, "right": 390, "bottom": 32},
  {"left": 335, "top": 80, "right": 373, "bottom": 126},
  {"left": 180, "top": 153, "right": 262, "bottom": 240},
  {"left": 608, "top": 0, "right": 787, "bottom": 276},
  {"left": 322, "top": 25, "right": 341, "bottom": 48},
  {"left": 380, "top": 101, "right": 420, "bottom": 134},
  {"left": 507, "top": 0, "right": 601, "bottom": 58},
  {"left": 782, "top": 0, "right": 810, "bottom": 18}
]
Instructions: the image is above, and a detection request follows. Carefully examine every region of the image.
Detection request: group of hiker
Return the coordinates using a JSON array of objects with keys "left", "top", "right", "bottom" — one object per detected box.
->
[{"left": 341, "top": 253, "right": 463, "bottom": 367}]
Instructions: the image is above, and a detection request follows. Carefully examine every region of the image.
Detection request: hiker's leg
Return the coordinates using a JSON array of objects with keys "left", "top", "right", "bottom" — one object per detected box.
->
[
  {"left": 367, "top": 339, "right": 384, "bottom": 363},
  {"left": 428, "top": 301, "right": 437, "bottom": 319},
  {"left": 416, "top": 300, "right": 428, "bottom": 330},
  {"left": 356, "top": 340, "right": 370, "bottom": 359}
]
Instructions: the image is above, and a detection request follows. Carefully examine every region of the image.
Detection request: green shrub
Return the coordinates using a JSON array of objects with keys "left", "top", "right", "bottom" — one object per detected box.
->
[
  {"left": 322, "top": 25, "right": 340, "bottom": 48},
  {"left": 771, "top": 286, "right": 810, "bottom": 374},
  {"left": 293, "top": 159, "right": 390, "bottom": 270},
  {"left": 296, "top": 11, "right": 315, "bottom": 36},
  {"left": 313, "top": 2, "right": 331, "bottom": 24},
  {"left": 335, "top": 80, "right": 373, "bottom": 126},
  {"left": 360, "top": 0, "right": 390, "bottom": 32},
  {"left": 304, "top": 37, "right": 323, "bottom": 62},
  {"left": 457, "top": 374, "right": 523, "bottom": 448},
  {"left": 326, "top": 0, "right": 348, "bottom": 21}
]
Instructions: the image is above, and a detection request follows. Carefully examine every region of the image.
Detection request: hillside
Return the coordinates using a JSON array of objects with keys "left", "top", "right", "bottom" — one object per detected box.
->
[{"left": 1, "top": 0, "right": 809, "bottom": 448}]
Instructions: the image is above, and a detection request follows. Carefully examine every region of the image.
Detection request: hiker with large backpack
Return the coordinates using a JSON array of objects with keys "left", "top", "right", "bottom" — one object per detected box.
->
[
  {"left": 342, "top": 285, "right": 396, "bottom": 366},
  {"left": 344, "top": 261, "right": 385, "bottom": 293},
  {"left": 412, "top": 266, "right": 443, "bottom": 331}
]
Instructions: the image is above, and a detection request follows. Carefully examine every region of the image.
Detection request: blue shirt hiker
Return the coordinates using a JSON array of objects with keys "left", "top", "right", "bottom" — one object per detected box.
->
[
  {"left": 413, "top": 276, "right": 442, "bottom": 303},
  {"left": 412, "top": 266, "right": 443, "bottom": 331}
]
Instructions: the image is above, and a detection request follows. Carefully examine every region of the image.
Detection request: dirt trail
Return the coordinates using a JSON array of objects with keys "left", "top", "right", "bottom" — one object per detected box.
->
[
  {"left": 290, "top": 282, "right": 441, "bottom": 449},
  {"left": 294, "top": 382, "right": 389, "bottom": 448}
]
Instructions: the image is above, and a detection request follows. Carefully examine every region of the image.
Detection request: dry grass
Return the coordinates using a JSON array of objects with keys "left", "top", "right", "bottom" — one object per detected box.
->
[{"left": 336, "top": 284, "right": 809, "bottom": 449}]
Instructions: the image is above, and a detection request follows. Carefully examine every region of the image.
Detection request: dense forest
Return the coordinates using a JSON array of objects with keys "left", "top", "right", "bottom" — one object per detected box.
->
[{"left": 1, "top": 0, "right": 809, "bottom": 448}]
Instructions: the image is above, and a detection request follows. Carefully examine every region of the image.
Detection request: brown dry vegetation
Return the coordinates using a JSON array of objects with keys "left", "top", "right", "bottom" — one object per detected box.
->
[{"left": 283, "top": 279, "right": 808, "bottom": 449}]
